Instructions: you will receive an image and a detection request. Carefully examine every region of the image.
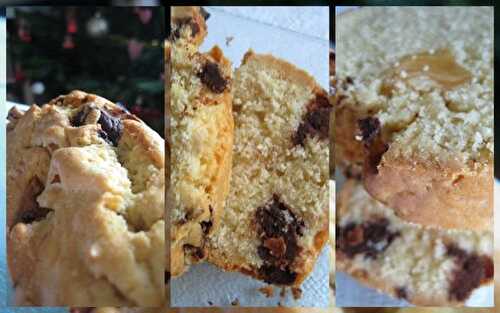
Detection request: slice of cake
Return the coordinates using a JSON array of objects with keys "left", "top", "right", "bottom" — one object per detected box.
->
[
  {"left": 207, "top": 51, "right": 331, "bottom": 287},
  {"left": 335, "top": 7, "right": 493, "bottom": 231},
  {"left": 336, "top": 180, "right": 493, "bottom": 306},
  {"left": 169, "top": 7, "right": 234, "bottom": 277}
]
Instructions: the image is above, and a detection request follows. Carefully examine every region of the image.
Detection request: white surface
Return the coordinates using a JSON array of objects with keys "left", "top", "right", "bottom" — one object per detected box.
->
[
  {"left": 212, "top": 6, "right": 329, "bottom": 41},
  {"left": 171, "top": 7, "right": 330, "bottom": 308}
]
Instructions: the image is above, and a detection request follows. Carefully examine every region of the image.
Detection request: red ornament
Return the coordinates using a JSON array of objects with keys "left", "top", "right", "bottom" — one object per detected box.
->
[
  {"left": 18, "top": 27, "right": 31, "bottom": 43},
  {"left": 135, "top": 8, "right": 152, "bottom": 25},
  {"left": 127, "top": 39, "right": 144, "bottom": 60},
  {"left": 62, "top": 35, "right": 75, "bottom": 49},
  {"left": 14, "top": 64, "right": 25, "bottom": 82},
  {"left": 67, "top": 18, "right": 78, "bottom": 34}
]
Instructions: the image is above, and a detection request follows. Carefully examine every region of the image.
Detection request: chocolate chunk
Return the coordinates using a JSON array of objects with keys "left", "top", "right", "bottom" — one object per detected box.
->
[
  {"left": 198, "top": 61, "right": 228, "bottom": 93},
  {"left": 200, "top": 7, "right": 210, "bottom": 20},
  {"left": 358, "top": 117, "right": 389, "bottom": 175},
  {"left": 255, "top": 195, "right": 304, "bottom": 285},
  {"left": 165, "top": 271, "right": 171, "bottom": 284},
  {"left": 171, "top": 17, "right": 200, "bottom": 41},
  {"left": 70, "top": 108, "right": 87, "bottom": 127},
  {"left": 15, "top": 177, "right": 51, "bottom": 225},
  {"left": 200, "top": 220, "right": 212, "bottom": 235},
  {"left": 231, "top": 299, "right": 240, "bottom": 306},
  {"left": 395, "top": 287, "right": 408, "bottom": 300},
  {"left": 446, "top": 244, "right": 494, "bottom": 302},
  {"left": 336, "top": 218, "right": 400, "bottom": 259},
  {"left": 183, "top": 244, "right": 205, "bottom": 260},
  {"left": 97, "top": 110, "right": 123, "bottom": 146},
  {"left": 358, "top": 117, "right": 381, "bottom": 144},
  {"left": 259, "top": 265, "right": 298, "bottom": 285},
  {"left": 293, "top": 93, "right": 332, "bottom": 146},
  {"left": 200, "top": 205, "right": 213, "bottom": 234},
  {"left": 69, "top": 308, "right": 95, "bottom": 313}
]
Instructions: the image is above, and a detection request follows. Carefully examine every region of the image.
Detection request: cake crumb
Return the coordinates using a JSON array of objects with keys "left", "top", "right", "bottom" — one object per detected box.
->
[
  {"left": 258, "top": 285, "right": 274, "bottom": 298},
  {"left": 280, "top": 287, "right": 287, "bottom": 298}
]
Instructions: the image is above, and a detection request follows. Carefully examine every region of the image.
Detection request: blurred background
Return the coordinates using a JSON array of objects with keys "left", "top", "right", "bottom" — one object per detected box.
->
[{"left": 6, "top": 6, "right": 165, "bottom": 135}]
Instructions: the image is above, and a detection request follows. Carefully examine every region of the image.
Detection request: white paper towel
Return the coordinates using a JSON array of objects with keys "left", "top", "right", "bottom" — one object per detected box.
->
[{"left": 171, "top": 7, "right": 330, "bottom": 307}]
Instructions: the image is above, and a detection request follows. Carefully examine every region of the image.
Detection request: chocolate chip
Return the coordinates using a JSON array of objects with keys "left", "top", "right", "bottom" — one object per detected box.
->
[
  {"left": 293, "top": 93, "right": 332, "bottom": 147},
  {"left": 231, "top": 299, "right": 240, "bottom": 306},
  {"left": 171, "top": 17, "right": 200, "bottom": 41},
  {"left": 358, "top": 117, "right": 389, "bottom": 176},
  {"left": 183, "top": 244, "right": 205, "bottom": 260},
  {"left": 358, "top": 117, "right": 381, "bottom": 144},
  {"left": 255, "top": 195, "right": 304, "bottom": 285},
  {"left": 200, "top": 7, "right": 210, "bottom": 21},
  {"left": 446, "top": 244, "right": 494, "bottom": 302},
  {"left": 97, "top": 110, "right": 123, "bottom": 146},
  {"left": 200, "top": 220, "right": 212, "bottom": 235},
  {"left": 70, "top": 108, "right": 87, "bottom": 127},
  {"left": 165, "top": 271, "right": 171, "bottom": 284},
  {"left": 336, "top": 218, "right": 400, "bottom": 259},
  {"left": 208, "top": 301, "right": 213, "bottom": 306},
  {"left": 69, "top": 308, "right": 95, "bottom": 313},
  {"left": 198, "top": 61, "right": 228, "bottom": 93},
  {"left": 259, "top": 265, "right": 298, "bottom": 285},
  {"left": 395, "top": 287, "right": 408, "bottom": 300},
  {"left": 15, "top": 177, "right": 51, "bottom": 225}
]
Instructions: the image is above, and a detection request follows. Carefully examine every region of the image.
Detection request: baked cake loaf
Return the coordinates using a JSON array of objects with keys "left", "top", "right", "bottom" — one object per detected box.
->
[
  {"left": 7, "top": 91, "right": 165, "bottom": 306},
  {"left": 335, "top": 7, "right": 493, "bottom": 231},
  {"left": 169, "top": 6, "right": 234, "bottom": 277},
  {"left": 207, "top": 51, "right": 331, "bottom": 287},
  {"left": 336, "top": 180, "right": 493, "bottom": 306}
]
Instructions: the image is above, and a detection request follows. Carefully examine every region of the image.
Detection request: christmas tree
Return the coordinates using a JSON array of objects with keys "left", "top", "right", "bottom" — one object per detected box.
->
[{"left": 7, "top": 7, "right": 165, "bottom": 135}]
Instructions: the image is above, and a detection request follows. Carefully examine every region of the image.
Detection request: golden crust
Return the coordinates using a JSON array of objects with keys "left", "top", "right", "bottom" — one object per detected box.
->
[
  {"left": 169, "top": 39, "right": 234, "bottom": 276},
  {"left": 364, "top": 155, "right": 493, "bottom": 231}
]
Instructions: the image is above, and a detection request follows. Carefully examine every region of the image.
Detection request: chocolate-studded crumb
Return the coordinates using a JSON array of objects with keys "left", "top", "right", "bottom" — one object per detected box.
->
[
  {"left": 336, "top": 218, "right": 400, "bottom": 259},
  {"left": 231, "top": 298, "right": 240, "bottom": 306},
  {"left": 446, "top": 244, "right": 494, "bottom": 302},
  {"left": 293, "top": 93, "right": 332, "bottom": 146},
  {"left": 255, "top": 195, "right": 304, "bottom": 285},
  {"left": 97, "top": 110, "right": 123, "bottom": 146},
  {"left": 198, "top": 61, "right": 228, "bottom": 93},
  {"left": 15, "top": 177, "right": 51, "bottom": 225},
  {"left": 395, "top": 287, "right": 408, "bottom": 300},
  {"left": 208, "top": 301, "right": 213, "bottom": 306},
  {"left": 183, "top": 244, "right": 205, "bottom": 260}
]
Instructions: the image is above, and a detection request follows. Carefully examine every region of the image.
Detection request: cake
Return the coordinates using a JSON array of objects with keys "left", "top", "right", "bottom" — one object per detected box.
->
[
  {"left": 336, "top": 179, "right": 493, "bottom": 306},
  {"left": 207, "top": 51, "right": 331, "bottom": 286},
  {"left": 335, "top": 7, "right": 493, "bottom": 231},
  {"left": 169, "top": 6, "right": 234, "bottom": 277}
]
